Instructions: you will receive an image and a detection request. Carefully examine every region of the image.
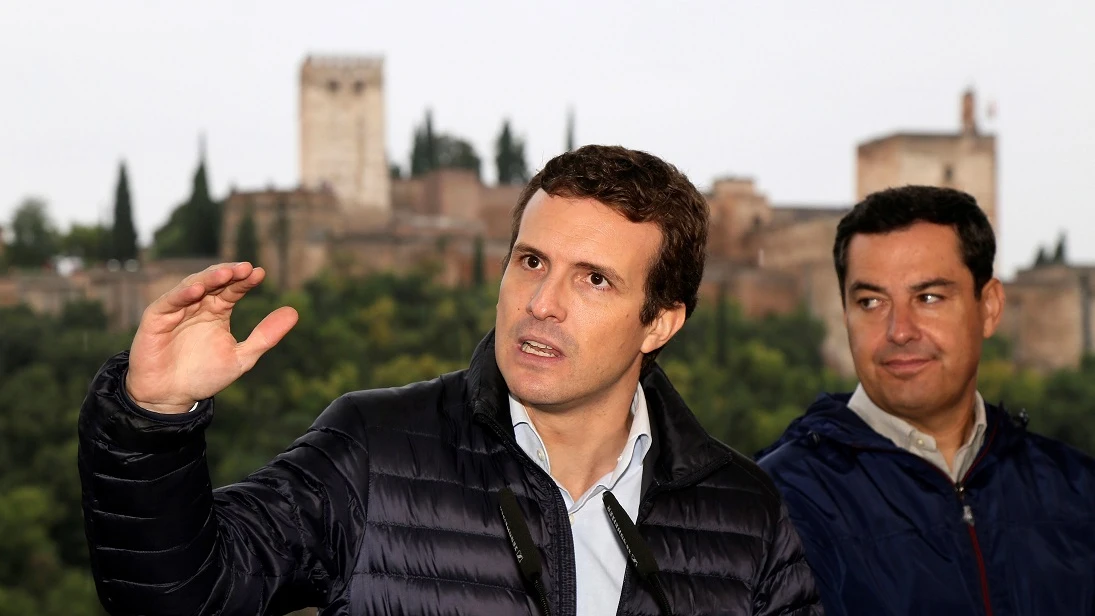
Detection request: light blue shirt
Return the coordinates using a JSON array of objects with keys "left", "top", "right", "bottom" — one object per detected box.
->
[{"left": 509, "top": 386, "right": 652, "bottom": 616}]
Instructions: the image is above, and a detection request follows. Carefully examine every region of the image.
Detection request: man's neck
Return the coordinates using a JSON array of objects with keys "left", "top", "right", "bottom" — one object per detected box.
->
[
  {"left": 898, "top": 393, "right": 978, "bottom": 472},
  {"left": 523, "top": 387, "right": 636, "bottom": 499}
]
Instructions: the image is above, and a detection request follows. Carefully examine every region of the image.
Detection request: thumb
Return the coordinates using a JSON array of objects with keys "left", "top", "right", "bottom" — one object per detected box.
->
[{"left": 236, "top": 306, "right": 300, "bottom": 372}]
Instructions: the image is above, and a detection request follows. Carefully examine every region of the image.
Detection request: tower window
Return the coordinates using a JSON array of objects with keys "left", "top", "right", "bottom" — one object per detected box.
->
[
  {"left": 943, "top": 164, "right": 954, "bottom": 183},
  {"left": 354, "top": 80, "right": 365, "bottom": 94},
  {"left": 327, "top": 79, "right": 340, "bottom": 93}
]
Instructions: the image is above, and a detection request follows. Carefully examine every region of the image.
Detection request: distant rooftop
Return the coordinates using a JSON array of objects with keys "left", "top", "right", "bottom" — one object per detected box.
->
[
  {"left": 768, "top": 203, "right": 849, "bottom": 228},
  {"left": 858, "top": 130, "right": 996, "bottom": 150}
]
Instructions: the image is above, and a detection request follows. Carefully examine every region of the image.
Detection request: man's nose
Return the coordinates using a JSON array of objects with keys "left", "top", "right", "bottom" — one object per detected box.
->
[
  {"left": 887, "top": 302, "right": 921, "bottom": 345},
  {"left": 526, "top": 274, "right": 568, "bottom": 322}
]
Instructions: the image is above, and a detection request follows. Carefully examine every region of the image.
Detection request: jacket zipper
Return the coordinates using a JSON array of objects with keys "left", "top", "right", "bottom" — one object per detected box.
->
[
  {"left": 846, "top": 420, "right": 999, "bottom": 616},
  {"left": 951, "top": 421, "right": 998, "bottom": 616},
  {"left": 479, "top": 412, "right": 733, "bottom": 616},
  {"left": 476, "top": 414, "right": 573, "bottom": 616},
  {"left": 955, "top": 482, "right": 993, "bottom": 616}
]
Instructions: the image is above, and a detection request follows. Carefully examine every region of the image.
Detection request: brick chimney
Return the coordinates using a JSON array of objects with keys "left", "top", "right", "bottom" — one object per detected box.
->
[{"left": 961, "top": 89, "right": 977, "bottom": 136}]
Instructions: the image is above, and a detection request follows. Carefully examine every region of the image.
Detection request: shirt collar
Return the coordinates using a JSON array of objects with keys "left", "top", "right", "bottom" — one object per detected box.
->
[
  {"left": 847, "top": 383, "right": 987, "bottom": 452},
  {"left": 508, "top": 385, "right": 652, "bottom": 479}
]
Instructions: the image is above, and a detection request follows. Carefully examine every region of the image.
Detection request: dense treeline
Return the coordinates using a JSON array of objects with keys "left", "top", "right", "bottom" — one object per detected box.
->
[{"left": 1, "top": 268, "right": 1093, "bottom": 612}]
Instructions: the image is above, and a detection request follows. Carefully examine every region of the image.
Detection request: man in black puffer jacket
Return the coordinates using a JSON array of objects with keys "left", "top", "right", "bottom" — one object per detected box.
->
[{"left": 79, "top": 145, "right": 820, "bottom": 616}]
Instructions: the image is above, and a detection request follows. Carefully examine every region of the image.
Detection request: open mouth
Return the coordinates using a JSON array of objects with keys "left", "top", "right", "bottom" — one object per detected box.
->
[{"left": 521, "top": 340, "right": 559, "bottom": 358}]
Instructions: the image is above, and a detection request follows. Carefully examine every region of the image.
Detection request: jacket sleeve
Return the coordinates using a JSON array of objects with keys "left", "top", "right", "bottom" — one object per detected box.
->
[
  {"left": 752, "top": 502, "right": 824, "bottom": 616},
  {"left": 78, "top": 352, "right": 370, "bottom": 616}
]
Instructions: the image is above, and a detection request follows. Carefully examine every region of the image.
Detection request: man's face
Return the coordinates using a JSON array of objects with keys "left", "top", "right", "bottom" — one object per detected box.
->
[
  {"left": 843, "top": 222, "right": 1003, "bottom": 422},
  {"left": 495, "top": 190, "right": 683, "bottom": 413}
]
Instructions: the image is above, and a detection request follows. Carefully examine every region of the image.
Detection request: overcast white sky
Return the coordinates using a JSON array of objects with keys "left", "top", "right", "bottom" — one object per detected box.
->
[{"left": 2, "top": 1, "right": 1092, "bottom": 278}]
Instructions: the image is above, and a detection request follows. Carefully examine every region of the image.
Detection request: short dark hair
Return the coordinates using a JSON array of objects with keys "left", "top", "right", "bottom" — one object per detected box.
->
[
  {"left": 833, "top": 185, "right": 996, "bottom": 301},
  {"left": 508, "top": 145, "right": 709, "bottom": 363}
]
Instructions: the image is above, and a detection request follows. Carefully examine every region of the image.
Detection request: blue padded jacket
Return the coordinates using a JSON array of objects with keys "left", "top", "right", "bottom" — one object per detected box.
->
[{"left": 758, "top": 393, "right": 1095, "bottom": 616}]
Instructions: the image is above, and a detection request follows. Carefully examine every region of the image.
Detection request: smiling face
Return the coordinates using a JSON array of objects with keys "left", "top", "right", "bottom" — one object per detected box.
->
[
  {"left": 494, "top": 189, "right": 685, "bottom": 414},
  {"left": 843, "top": 222, "right": 1004, "bottom": 424}
]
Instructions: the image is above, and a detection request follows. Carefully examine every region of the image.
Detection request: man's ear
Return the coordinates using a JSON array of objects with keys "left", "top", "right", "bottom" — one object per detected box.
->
[
  {"left": 641, "top": 303, "right": 687, "bottom": 355},
  {"left": 980, "top": 278, "right": 1005, "bottom": 339}
]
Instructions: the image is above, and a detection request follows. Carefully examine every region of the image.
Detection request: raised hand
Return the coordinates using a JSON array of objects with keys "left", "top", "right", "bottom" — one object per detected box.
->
[{"left": 124, "top": 262, "right": 299, "bottom": 414}]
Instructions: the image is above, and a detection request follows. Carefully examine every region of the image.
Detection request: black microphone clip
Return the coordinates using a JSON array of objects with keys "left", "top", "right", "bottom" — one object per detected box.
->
[
  {"left": 499, "top": 487, "right": 552, "bottom": 616},
  {"left": 603, "top": 491, "right": 673, "bottom": 616}
]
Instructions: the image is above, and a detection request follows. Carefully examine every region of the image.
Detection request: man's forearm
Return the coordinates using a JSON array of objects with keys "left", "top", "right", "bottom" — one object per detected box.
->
[{"left": 79, "top": 352, "right": 227, "bottom": 614}]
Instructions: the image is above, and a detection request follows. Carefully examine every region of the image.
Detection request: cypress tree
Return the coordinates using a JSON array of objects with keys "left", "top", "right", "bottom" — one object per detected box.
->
[
  {"left": 471, "top": 235, "right": 485, "bottom": 288},
  {"left": 235, "top": 205, "right": 260, "bottom": 265},
  {"left": 111, "top": 162, "right": 139, "bottom": 261}
]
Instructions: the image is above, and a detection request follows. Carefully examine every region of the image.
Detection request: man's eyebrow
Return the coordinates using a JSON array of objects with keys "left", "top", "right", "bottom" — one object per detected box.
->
[
  {"left": 848, "top": 281, "right": 886, "bottom": 295},
  {"left": 511, "top": 242, "right": 546, "bottom": 261},
  {"left": 910, "top": 278, "right": 957, "bottom": 293},
  {"left": 574, "top": 260, "right": 626, "bottom": 289}
]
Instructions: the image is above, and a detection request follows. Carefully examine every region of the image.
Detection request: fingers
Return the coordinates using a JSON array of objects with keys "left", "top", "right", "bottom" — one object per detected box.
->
[
  {"left": 149, "top": 262, "right": 256, "bottom": 316},
  {"left": 235, "top": 306, "right": 300, "bottom": 372},
  {"left": 211, "top": 266, "right": 267, "bottom": 304}
]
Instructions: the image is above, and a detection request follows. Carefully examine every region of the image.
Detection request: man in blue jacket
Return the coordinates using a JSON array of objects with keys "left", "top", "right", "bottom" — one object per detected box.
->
[{"left": 758, "top": 185, "right": 1095, "bottom": 615}]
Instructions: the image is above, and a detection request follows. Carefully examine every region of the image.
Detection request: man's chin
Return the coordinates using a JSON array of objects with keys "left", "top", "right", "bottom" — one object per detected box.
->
[{"left": 509, "top": 389, "right": 571, "bottom": 412}]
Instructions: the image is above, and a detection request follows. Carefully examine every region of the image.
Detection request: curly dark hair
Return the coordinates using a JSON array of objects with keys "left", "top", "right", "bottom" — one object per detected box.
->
[{"left": 508, "top": 145, "right": 709, "bottom": 333}]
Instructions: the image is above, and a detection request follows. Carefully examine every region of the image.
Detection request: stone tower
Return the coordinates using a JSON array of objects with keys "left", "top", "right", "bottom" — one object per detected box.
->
[
  {"left": 299, "top": 56, "right": 391, "bottom": 216},
  {"left": 856, "top": 89, "right": 998, "bottom": 234}
]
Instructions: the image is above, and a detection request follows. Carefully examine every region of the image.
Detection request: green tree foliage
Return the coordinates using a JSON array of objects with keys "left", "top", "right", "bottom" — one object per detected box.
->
[
  {"left": 471, "top": 235, "right": 486, "bottom": 288},
  {"left": 5, "top": 198, "right": 58, "bottom": 268},
  {"left": 410, "top": 110, "right": 437, "bottom": 177},
  {"left": 235, "top": 205, "right": 260, "bottom": 265},
  {"left": 272, "top": 199, "right": 291, "bottom": 291},
  {"left": 153, "top": 156, "right": 221, "bottom": 258},
  {"left": 0, "top": 301, "right": 128, "bottom": 614},
  {"left": 494, "top": 119, "right": 529, "bottom": 185},
  {"left": 61, "top": 223, "right": 110, "bottom": 263},
  {"left": 434, "top": 135, "right": 481, "bottom": 177},
  {"left": 110, "top": 162, "right": 139, "bottom": 261},
  {"left": 1053, "top": 232, "right": 1067, "bottom": 264},
  {"left": 409, "top": 110, "right": 481, "bottom": 178},
  {"left": 2, "top": 269, "right": 1094, "bottom": 612}
]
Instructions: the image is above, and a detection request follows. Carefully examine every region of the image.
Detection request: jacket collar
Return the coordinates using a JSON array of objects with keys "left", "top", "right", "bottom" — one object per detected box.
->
[
  {"left": 467, "top": 330, "right": 732, "bottom": 489},
  {"left": 758, "top": 392, "right": 1030, "bottom": 470}
]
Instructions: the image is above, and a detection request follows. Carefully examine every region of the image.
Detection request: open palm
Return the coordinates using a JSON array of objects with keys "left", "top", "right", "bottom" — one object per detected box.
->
[{"left": 125, "top": 262, "right": 298, "bottom": 414}]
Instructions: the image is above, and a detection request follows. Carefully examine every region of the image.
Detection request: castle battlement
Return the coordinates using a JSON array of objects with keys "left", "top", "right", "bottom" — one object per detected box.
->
[
  {"left": 301, "top": 55, "right": 384, "bottom": 82},
  {"left": 299, "top": 55, "right": 390, "bottom": 213}
]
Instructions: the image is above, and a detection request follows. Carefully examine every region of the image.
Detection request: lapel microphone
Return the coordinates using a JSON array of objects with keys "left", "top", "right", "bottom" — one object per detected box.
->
[
  {"left": 603, "top": 491, "right": 673, "bottom": 616},
  {"left": 498, "top": 488, "right": 552, "bottom": 616}
]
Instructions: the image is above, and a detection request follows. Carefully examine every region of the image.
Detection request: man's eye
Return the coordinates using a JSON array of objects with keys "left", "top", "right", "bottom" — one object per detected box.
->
[
  {"left": 589, "top": 273, "right": 608, "bottom": 288},
  {"left": 858, "top": 298, "right": 879, "bottom": 309},
  {"left": 921, "top": 294, "right": 942, "bottom": 304},
  {"left": 523, "top": 255, "right": 541, "bottom": 269}
]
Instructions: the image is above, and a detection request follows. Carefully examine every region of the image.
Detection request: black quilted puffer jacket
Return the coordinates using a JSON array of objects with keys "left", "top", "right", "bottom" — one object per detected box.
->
[{"left": 79, "top": 331, "right": 821, "bottom": 616}]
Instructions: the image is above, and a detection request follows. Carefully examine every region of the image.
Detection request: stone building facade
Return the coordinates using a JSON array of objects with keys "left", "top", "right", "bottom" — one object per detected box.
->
[
  {"left": 1001, "top": 262, "right": 1095, "bottom": 372},
  {"left": 4, "top": 56, "right": 1090, "bottom": 376},
  {"left": 299, "top": 56, "right": 390, "bottom": 216}
]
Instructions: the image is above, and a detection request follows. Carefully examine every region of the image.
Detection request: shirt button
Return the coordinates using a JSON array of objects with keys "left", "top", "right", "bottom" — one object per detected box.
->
[
  {"left": 569, "top": 514, "right": 575, "bottom": 524},
  {"left": 916, "top": 438, "right": 925, "bottom": 447},
  {"left": 536, "top": 449, "right": 545, "bottom": 461}
]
